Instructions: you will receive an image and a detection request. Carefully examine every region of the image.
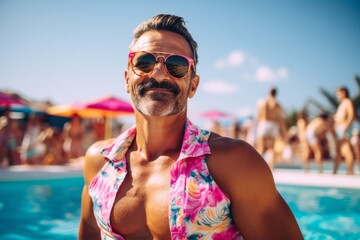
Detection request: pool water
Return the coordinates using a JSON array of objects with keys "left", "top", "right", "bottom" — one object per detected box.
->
[
  {"left": 278, "top": 185, "right": 360, "bottom": 240},
  {"left": 0, "top": 178, "right": 83, "bottom": 240},
  {"left": 0, "top": 178, "right": 359, "bottom": 240}
]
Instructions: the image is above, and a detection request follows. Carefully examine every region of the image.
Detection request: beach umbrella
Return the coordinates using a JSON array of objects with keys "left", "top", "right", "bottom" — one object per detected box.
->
[
  {"left": 85, "top": 96, "right": 134, "bottom": 115},
  {"left": 0, "top": 91, "right": 28, "bottom": 107},
  {"left": 47, "top": 96, "right": 134, "bottom": 138},
  {"left": 47, "top": 96, "right": 134, "bottom": 118},
  {"left": 199, "top": 110, "right": 234, "bottom": 120},
  {"left": 84, "top": 96, "right": 134, "bottom": 138},
  {"left": 47, "top": 103, "right": 106, "bottom": 118}
]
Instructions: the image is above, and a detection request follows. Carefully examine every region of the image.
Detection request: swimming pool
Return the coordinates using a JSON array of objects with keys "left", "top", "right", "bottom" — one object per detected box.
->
[
  {"left": 0, "top": 177, "right": 83, "bottom": 240},
  {"left": 0, "top": 177, "right": 359, "bottom": 239},
  {"left": 277, "top": 184, "right": 360, "bottom": 240}
]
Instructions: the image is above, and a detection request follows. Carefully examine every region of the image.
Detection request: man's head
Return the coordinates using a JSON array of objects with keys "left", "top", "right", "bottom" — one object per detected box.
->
[
  {"left": 129, "top": 14, "right": 198, "bottom": 67},
  {"left": 336, "top": 86, "right": 349, "bottom": 100},
  {"left": 319, "top": 112, "right": 334, "bottom": 126},
  {"left": 125, "top": 14, "right": 200, "bottom": 117},
  {"left": 269, "top": 87, "right": 277, "bottom": 97}
]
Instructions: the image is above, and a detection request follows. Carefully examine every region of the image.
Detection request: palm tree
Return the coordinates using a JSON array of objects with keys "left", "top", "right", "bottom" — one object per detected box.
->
[
  {"left": 352, "top": 75, "right": 360, "bottom": 117},
  {"left": 302, "top": 75, "right": 360, "bottom": 120}
]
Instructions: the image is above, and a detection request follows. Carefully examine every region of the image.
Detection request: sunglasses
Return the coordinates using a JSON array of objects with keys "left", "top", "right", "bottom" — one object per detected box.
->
[{"left": 128, "top": 51, "right": 195, "bottom": 79}]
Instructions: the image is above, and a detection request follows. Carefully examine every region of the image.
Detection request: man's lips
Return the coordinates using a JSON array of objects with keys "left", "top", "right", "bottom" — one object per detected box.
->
[{"left": 146, "top": 88, "right": 175, "bottom": 93}]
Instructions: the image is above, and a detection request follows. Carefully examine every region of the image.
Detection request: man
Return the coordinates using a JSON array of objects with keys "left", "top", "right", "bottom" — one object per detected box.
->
[
  {"left": 255, "top": 87, "right": 287, "bottom": 170},
  {"left": 78, "top": 14, "right": 303, "bottom": 239},
  {"left": 304, "top": 113, "right": 335, "bottom": 173},
  {"left": 333, "top": 86, "right": 356, "bottom": 175}
]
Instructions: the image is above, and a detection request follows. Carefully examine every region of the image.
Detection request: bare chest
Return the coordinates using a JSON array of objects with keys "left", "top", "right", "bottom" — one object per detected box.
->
[
  {"left": 110, "top": 156, "right": 174, "bottom": 239},
  {"left": 335, "top": 101, "right": 349, "bottom": 123}
]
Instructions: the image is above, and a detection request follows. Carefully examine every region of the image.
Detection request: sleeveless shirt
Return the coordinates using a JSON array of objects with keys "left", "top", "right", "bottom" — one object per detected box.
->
[{"left": 88, "top": 119, "right": 243, "bottom": 239}]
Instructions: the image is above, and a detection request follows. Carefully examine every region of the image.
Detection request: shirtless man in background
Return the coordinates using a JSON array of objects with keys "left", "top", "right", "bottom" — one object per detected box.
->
[
  {"left": 334, "top": 86, "right": 356, "bottom": 174},
  {"left": 304, "top": 113, "right": 335, "bottom": 173},
  {"left": 256, "top": 87, "right": 287, "bottom": 170}
]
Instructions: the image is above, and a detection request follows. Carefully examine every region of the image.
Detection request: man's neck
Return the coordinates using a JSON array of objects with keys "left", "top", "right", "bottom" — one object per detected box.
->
[{"left": 133, "top": 111, "right": 187, "bottom": 161}]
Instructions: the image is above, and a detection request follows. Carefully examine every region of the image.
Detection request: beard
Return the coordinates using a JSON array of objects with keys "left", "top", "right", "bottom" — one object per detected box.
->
[{"left": 130, "top": 78, "right": 188, "bottom": 117}]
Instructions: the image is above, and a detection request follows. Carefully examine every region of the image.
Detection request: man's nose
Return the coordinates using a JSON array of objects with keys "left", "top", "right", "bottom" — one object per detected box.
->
[{"left": 148, "top": 58, "right": 169, "bottom": 81}]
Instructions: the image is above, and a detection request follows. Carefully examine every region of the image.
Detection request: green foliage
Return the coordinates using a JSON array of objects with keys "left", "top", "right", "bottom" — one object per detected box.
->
[{"left": 284, "top": 75, "right": 360, "bottom": 126}]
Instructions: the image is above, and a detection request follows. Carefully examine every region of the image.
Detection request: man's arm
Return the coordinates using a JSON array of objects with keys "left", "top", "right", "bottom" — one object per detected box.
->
[
  {"left": 208, "top": 136, "right": 303, "bottom": 239},
  {"left": 345, "top": 99, "right": 356, "bottom": 131},
  {"left": 277, "top": 105, "right": 288, "bottom": 140},
  {"left": 78, "top": 185, "right": 100, "bottom": 239},
  {"left": 78, "top": 141, "right": 110, "bottom": 240}
]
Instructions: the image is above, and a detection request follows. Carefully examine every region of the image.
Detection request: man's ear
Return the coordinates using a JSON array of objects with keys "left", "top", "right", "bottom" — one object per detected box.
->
[
  {"left": 188, "top": 75, "right": 200, "bottom": 98},
  {"left": 125, "top": 69, "right": 130, "bottom": 93}
]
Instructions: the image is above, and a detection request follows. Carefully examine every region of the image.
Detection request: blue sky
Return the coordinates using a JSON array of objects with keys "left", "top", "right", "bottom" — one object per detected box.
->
[{"left": 1, "top": 0, "right": 359, "bottom": 125}]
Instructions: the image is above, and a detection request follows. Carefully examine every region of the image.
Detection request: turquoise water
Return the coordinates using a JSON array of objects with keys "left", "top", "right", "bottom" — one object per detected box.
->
[
  {"left": 278, "top": 185, "right": 360, "bottom": 240},
  {"left": 0, "top": 178, "right": 359, "bottom": 240},
  {"left": 0, "top": 178, "right": 83, "bottom": 240}
]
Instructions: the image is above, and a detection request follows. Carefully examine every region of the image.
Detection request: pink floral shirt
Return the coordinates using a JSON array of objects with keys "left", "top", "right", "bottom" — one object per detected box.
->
[{"left": 88, "top": 119, "right": 243, "bottom": 239}]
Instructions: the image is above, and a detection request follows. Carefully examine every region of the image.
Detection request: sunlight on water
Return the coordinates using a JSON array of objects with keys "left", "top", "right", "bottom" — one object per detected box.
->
[{"left": 278, "top": 185, "right": 360, "bottom": 240}]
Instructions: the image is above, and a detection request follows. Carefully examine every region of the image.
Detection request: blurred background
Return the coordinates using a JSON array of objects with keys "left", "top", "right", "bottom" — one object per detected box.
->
[
  {"left": 1, "top": 0, "right": 359, "bottom": 127},
  {"left": 1, "top": 2, "right": 360, "bottom": 239}
]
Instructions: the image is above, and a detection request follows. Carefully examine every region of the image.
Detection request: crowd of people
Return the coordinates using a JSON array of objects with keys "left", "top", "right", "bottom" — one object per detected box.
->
[
  {"left": 209, "top": 86, "right": 359, "bottom": 175},
  {"left": 1, "top": 85, "right": 359, "bottom": 175},
  {"left": 0, "top": 109, "right": 125, "bottom": 166}
]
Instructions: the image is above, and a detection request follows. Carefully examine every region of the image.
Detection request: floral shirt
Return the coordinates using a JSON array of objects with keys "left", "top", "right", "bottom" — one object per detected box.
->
[{"left": 88, "top": 119, "right": 243, "bottom": 239}]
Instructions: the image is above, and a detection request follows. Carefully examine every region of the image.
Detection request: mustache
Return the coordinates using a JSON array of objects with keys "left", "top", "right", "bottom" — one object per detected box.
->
[{"left": 137, "top": 79, "right": 180, "bottom": 95}]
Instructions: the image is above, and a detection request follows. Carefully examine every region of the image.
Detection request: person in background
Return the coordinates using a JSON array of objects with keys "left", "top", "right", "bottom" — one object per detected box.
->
[
  {"left": 20, "top": 114, "right": 46, "bottom": 164},
  {"left": 256, "top": 87, "right": 287, "bottom": 170},
  {"left": 40, "top": 125, "right": 66, "bottom": 165},
  {"left": 350, "top": 127, "right": 360, "bottom": 162},
  {"left": 0, "top": 107, "right": 12, "bottom": 165},
  {"left": 333, "top": 86, "right": 356, "bottom": 175},
  {"left": 0, "top": 107, "right": 25, "bottom": 166},
  {"left": 63, "top": 113, "right": 84, "bottom": 160},
  {"left": 296, "top": 111, "right": 311, "bottom": 168},
  {"left": 78, "top": 14, "right": 303, "bottom": 239},
  {"left": 304, "top": 113, "right": 335, "bottom": 173},
  {"left": 6, "top": 117, "right": 23, "bottom": 165},
  {"left": 92, "top": 116, "right": 106, "bottom": 141}
]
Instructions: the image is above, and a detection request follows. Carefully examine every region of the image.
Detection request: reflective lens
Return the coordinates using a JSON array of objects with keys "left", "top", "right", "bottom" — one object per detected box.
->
[
  {"left": 132, "top": 52, "right": 156, "bottom": 74},
  {"left": 166, "top": 55, "right": 189, "bottom": 78},
  {"left": 129, "top": 51, "right": 194, "bottom": 79}
]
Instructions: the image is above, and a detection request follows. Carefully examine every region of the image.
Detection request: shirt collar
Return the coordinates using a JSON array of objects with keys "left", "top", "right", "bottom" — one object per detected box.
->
[{"left": 101, "top": 119, "right": 211, "bottom": 166}]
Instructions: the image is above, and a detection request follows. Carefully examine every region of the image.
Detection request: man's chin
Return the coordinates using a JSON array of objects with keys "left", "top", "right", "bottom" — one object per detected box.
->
[{"left": 136, "top": 102, "right": 175, "bottom": 117}]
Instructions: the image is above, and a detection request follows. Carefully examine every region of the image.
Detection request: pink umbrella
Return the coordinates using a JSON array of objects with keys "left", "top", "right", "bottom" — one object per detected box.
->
[
  {"left": 85, "top": 96, "right": 134, "bottom": 115},
  {"left": 47, "top": 96, "right": 134, "bottom": 118},
  {"left": 0, "top": 92, "right": 28, "bottom": 107},
  {"left": 85, "top": 96, "right": 134, "bottom": 138},
  {"left": 47, "top": 96, "right": 134, "bottom": 138},
  {"left": 199, "top": 110, "right": 233, "bottom": 120}
]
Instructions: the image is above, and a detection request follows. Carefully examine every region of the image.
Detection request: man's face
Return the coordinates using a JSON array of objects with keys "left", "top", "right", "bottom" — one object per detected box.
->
[
  {"left": 125, "top": 30, "right": 199, "bottom": 117},
  {"left": 336, "top": 90, "right": 345, "bottom": 101}
]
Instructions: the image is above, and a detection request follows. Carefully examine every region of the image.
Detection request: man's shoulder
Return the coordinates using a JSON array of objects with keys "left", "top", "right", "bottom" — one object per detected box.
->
[
  {"left": 257, "top": 98, "right": 266, "bottom": 108},
  {"left": 206, "top": 133, "right": 274, "bottom": 197},
  {"left": 208, "top": 134, "right": 248, "bottom": 152},
  {"left": 83, "top": 138, "right": 115, "bottom": 184},
  {"left": 344, "top": 98, "right": 355, "bottom": 106},
  {"left": 87, "top": 139, "right": 115, "bottom": 157},
  {"left": 207, "top": 134, "right": 264, "bottom": 169}
]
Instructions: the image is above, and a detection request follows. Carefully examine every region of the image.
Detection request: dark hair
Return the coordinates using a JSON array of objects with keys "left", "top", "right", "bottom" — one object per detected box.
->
[
  {"left": 319, "top": 112, "right": 330, "bottom": 120},
  {"left": 130, "top": 14, "right": 198, "bottom": 67},
  {"left": 337, "top": 86, "right": 349, "bottom": 98},
  {"left": 269, "top": 87, "right": 277, "bottom": 97}
]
